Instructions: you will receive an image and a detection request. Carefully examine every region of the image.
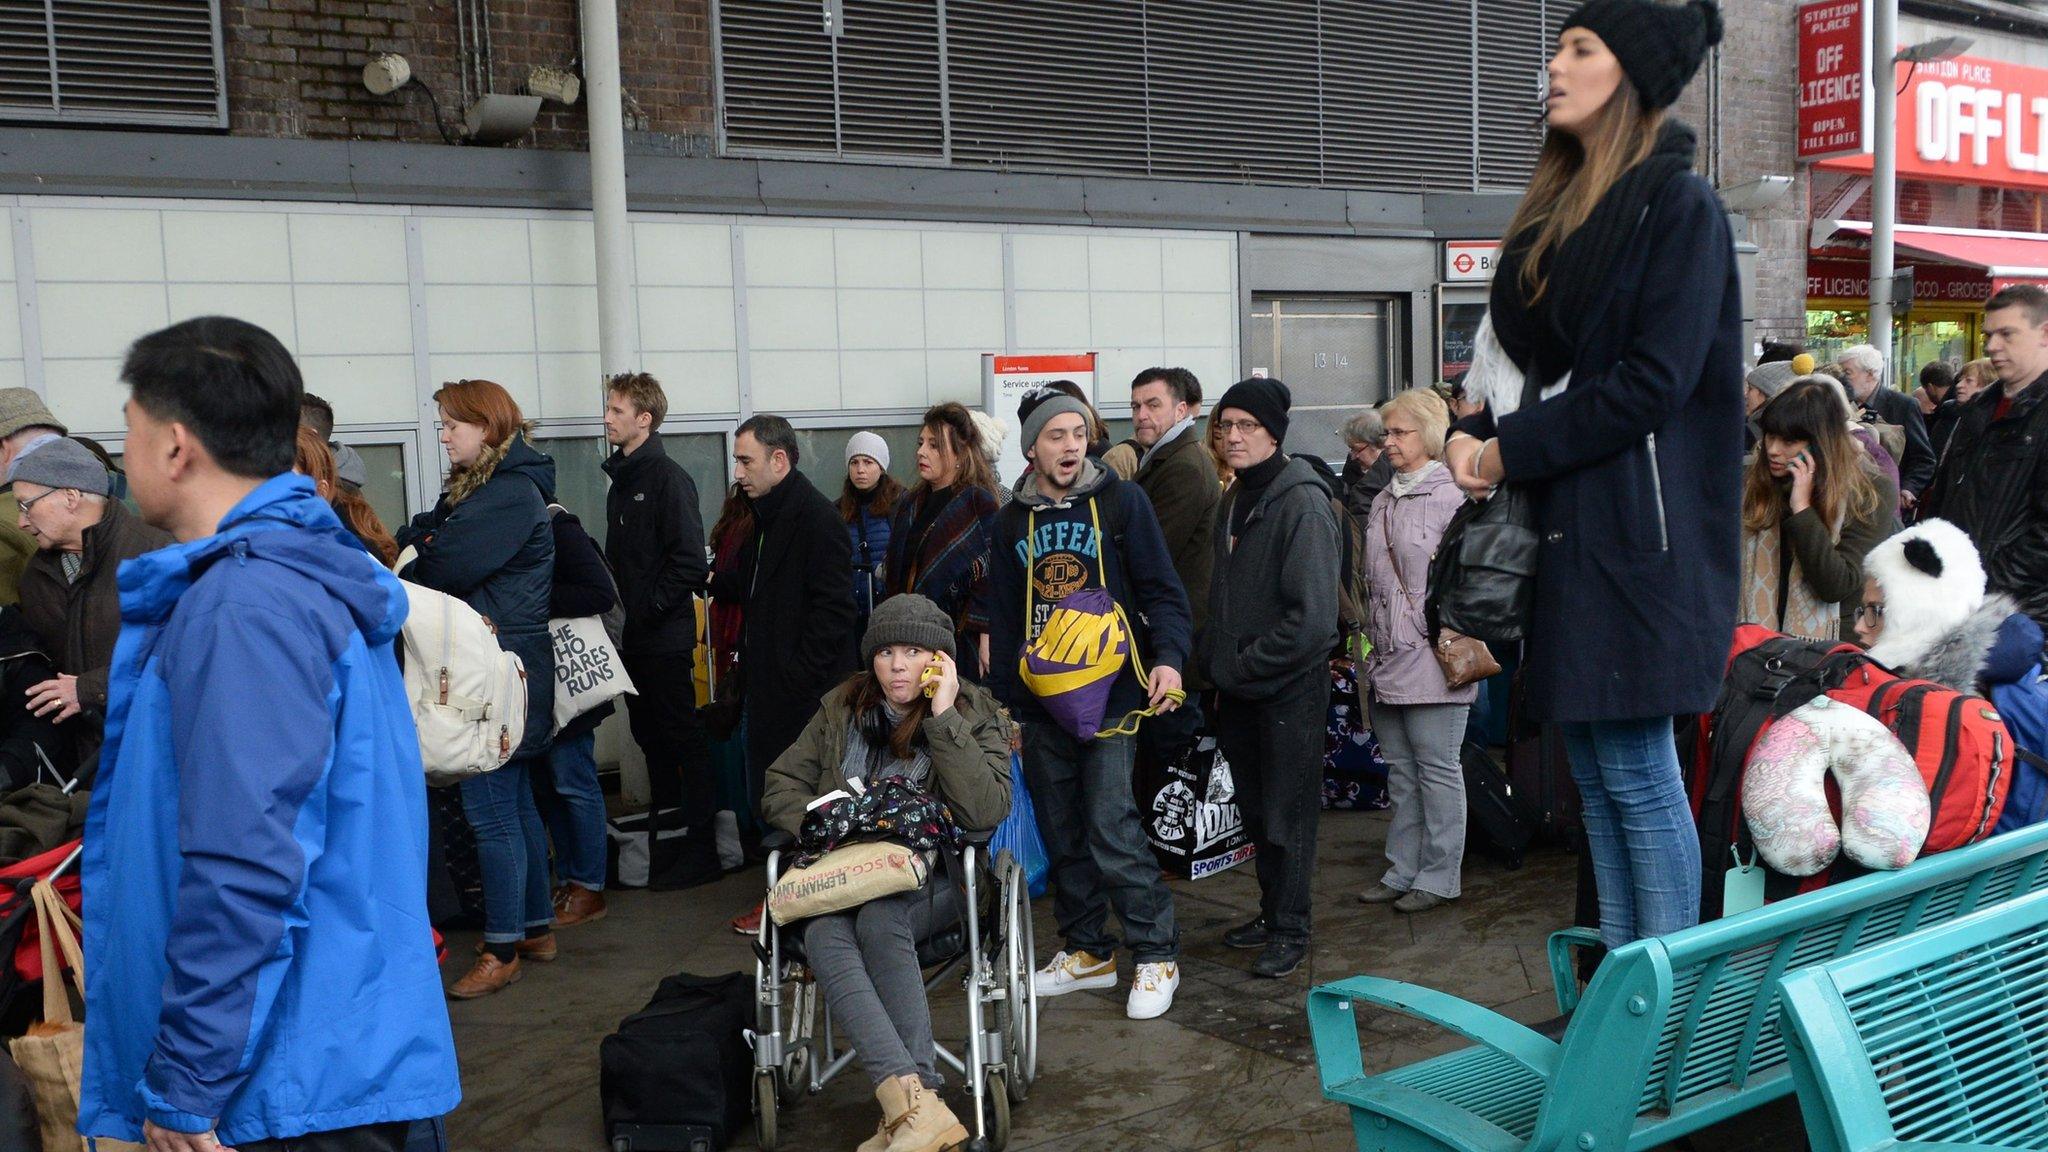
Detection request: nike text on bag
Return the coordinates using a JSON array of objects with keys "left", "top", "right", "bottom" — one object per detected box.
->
[
  {"left": 549, "top": 613, "right": 636, "bottom": 734},
  {"left": 1018, "top": 499, "right": 1173, "bottom": 742},
  {"left": 400, "top": 580, "right": 528, "bottom": 785}
]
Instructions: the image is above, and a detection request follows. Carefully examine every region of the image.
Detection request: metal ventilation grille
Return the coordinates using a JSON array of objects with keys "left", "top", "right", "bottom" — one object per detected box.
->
[
  {"left": 0, "top": 0, "right": 224, "bottom": 128},
  {"left": 715, "top": 0, "right": 1557, "bottom": 191}
]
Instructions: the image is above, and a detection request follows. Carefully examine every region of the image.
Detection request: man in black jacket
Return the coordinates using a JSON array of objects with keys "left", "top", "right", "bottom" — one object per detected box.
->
[
  {"left": 1841, "top": 343, "right": 1935, "bottom": 512},
  {"left": 1923, "top": 286, "right": 2048, "bottom": 636},
  {"left": 708, "top": 414, "right": 856, "bottom": 846},
  {"left": 602, "top": 373, "right": 719, "bottom": 889}
]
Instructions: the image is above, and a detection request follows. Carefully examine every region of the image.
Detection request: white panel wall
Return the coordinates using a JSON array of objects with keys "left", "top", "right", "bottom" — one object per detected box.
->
[{"left": 13, "top": 196, "right": 1237, "bottom": 445}]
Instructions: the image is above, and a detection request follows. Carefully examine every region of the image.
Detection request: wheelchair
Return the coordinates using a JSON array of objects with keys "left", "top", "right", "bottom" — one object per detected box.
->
[{"left": 749, "top": 828, "right": 1039, "bottom": 1152}]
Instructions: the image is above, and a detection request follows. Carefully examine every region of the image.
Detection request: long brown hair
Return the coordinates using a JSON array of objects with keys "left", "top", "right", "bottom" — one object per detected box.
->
[
  {"left": 846, "top": 665, "right": 935, "bottom": 762},
  {"left": 433, "top": 378, "right": 528, "bottom": 505},
  {"left": 710, "top": 482, "right": 755, "bottom": 563},
  {"left": 294, "top": 425, "right": 398, "bottom": 565},
  {"left": 1205, "top": 411, "right": 1235, "bottom": 488},
  {"left": 908, "top": 403, "right": 999, "bottom": 504},
  {"left": 839, "top": 468, "right": 904, "bottom": 520},
  {"left": 1502, "top": 79, "right": 1665, "bottom": 304},
  {"left": 1743, "top": 378, "right": 1883, "bottom": 535}
]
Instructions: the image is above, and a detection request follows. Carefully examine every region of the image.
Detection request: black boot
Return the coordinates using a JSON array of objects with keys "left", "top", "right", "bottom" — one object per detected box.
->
[
  {"left": 1222, "top": 917, "right": 1270, "bottom": 950},
  {"left": 1251, "top": 939, "right": 1306, "bottom": 979}
]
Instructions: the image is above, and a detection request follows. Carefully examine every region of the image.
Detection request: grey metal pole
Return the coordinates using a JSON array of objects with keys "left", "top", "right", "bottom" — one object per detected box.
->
[
  {"left": 1871, "top": 0, "right": 1897, "bottom": 367},
  {"left": 581, "top": 0, "right": 638, "bottom": 379}
]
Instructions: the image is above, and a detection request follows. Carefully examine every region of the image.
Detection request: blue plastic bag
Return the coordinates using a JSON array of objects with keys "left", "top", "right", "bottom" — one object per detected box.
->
[{"left": 991, "top": 750, "right": 1049, "bottom": 898}]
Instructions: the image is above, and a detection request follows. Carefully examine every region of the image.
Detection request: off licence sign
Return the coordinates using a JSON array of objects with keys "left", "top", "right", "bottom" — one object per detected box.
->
[{"left": 1798, "top": 0, "right": 1864, "bottom": 160}]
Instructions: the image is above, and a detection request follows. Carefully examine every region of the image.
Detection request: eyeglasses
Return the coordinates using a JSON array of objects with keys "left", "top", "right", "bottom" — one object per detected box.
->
[
  {"left": 1854, "top": 603, "right": 1886, "bottom": 621},
  {"left": 15, "top": 489, "right": 63, "bottom": 513},
  {"left": 1214, "top": 418, "right": 1265, "bottom": 435}
]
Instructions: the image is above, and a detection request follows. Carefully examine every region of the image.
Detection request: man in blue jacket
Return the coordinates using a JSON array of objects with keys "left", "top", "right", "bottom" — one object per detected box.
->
[{"left": 80, "top": 316, "right": 460, "bottom": 1152}]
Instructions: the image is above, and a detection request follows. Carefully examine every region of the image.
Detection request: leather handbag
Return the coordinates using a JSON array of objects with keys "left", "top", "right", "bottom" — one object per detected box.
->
[
  {"left": 1426, "top": 484, "right": 1538, "bottom": 645},
  {"left": 1381, "top": 503, "right": 1501, "bottom": 691}
]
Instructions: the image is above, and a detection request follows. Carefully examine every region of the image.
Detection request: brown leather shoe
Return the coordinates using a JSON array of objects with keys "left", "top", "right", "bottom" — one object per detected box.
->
[
  {"left": 447, "top": 952, "right": 522, "bottom": 1000},
  {"left": 554, "top": 885, "right": 608, "bottom": 928},
  {"left": 473, "top": 934, "right": 559, "bottom": 963}
]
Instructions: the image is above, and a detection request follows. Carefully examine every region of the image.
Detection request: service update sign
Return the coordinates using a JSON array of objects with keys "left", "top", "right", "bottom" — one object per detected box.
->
[{"left": 1799, "top": 0, "right": 1866, "bottom": 160}]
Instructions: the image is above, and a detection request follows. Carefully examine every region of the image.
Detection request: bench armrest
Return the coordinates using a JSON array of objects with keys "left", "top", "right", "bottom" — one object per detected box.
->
[
  {"left": 1547, "top": 927, "right": 1602, "bottom": 1014},
  {"left": 1308, "top": 976, "right": 1561, "bottom": 1094}
]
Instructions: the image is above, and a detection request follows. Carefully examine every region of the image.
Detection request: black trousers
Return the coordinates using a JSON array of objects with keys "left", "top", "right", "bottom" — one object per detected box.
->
[
  {"left": 1216, "top": 671, "right": 1329, "bottom": 943},
  {"left": 622, "top": 650, "right": 717, "bottom": 865},
  {"left": 241, "top": 1121, "right": 410, "bottom": 1152}
]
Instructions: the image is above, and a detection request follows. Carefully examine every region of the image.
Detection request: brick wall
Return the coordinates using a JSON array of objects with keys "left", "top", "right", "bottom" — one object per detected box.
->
[{"left": 225, "top": 0, "right": 713, "bottom": 147}]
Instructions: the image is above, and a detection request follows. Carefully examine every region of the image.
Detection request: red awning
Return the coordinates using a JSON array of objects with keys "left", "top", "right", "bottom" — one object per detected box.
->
[{"left": 1832, "top": 224, "right": 2048, "bottom": 280}]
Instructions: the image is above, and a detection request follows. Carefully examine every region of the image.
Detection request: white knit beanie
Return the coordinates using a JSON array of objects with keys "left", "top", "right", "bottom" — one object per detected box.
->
[
  {"left": 845, "top": 430, "right": 890, "bottom": 471},
  {"left": 1864, "top": 518, "right": 1987, "bottom": 670}
]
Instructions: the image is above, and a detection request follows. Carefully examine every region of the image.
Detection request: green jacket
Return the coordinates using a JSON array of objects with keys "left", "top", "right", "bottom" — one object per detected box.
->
[
  {"left": 761, "top": 677, "right": 1014, "bottom": 838},
  {"left": 1132, "top": 423, "right": 1219, "bottom": 644}
]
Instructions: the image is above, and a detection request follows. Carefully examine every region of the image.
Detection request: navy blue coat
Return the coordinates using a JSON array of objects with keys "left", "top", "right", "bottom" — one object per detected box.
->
[{"left": 1491, "top": 172, "right": 1744, "bottom": 723}]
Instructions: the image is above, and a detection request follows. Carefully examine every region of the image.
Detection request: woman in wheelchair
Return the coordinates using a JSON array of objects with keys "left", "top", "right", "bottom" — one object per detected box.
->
[{"left": 762, "top": 593, "right": 1013, "bottom": 1152}]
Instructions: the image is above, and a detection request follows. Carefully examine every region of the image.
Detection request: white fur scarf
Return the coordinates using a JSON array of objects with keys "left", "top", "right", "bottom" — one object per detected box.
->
[{"left": 1465, "top": 313, "right": 1570, "bottom": 418}]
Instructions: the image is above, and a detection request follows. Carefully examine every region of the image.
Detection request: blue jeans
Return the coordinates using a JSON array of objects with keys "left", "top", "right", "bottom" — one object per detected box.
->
[
  {"left": 1559, "top": 717, "right": 1701, "bottom": 948},
  {"left": 540, "top": 730, "right": 608, "bottom": 891},
  {"left": 1022, "top": 723, "right": 1179, "bottom": 963},
  {"left": 460, "top": 755, "right": 555, "bottom": 944}
]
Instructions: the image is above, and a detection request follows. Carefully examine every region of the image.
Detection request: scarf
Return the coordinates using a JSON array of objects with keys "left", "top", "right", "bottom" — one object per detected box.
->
[
  {"left": 1386, "top": 460, "right": 1442, "bottom": 500},
  {"left": 1489, "top": 121, "right": 1700, "bottom": 392},
  {"left": 839, "top": 702, "right": 933, "bottom": 789},
  {"left": 1739, "top": 514, "right": 1843, "bottom": 643}
]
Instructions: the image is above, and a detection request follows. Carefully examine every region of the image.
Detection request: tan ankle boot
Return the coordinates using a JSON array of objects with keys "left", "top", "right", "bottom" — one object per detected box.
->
[
  {"left": 858, "top": 1076, "right": 912, "bottom": 1152},
  {"left": 885, "top": 1075, "right": 967, "bottom": 1152}
]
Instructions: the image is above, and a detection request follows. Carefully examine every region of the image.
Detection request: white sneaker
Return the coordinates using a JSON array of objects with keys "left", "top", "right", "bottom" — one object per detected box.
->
[
  {"left": 1032, "top": 949, "right": 1117, "bottom": 997},
  {"left": 1126, "top": 961, "right": 1179, "bottom": 1020}
]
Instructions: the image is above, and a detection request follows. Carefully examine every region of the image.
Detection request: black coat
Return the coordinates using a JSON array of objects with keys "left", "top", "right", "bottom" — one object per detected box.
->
[
  {"left": 0, "top": 606, "right": 66, "bottom": 790},
  {"left": 1855, "top": 381, "right": 1936, "bottom": 499},
  {"left": 708, "top": 470, "right": 856, "bottom": 756},
  {"left": 549, "top": 507, "right": 618, "bottom": 740},
  {"left": 1921, "top": 376, "right": 2048, "bottom": 631},
  {"left": 1490, "top": 171, "right": 1745, "bottom": 723},
  {"left": 602, "top": 436, "right": 708, "bottom": 656}
]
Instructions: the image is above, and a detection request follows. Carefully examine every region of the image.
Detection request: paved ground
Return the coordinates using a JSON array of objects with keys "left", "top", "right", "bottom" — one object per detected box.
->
[{"left": 437, "top": 808, "right": 1804, "bottom": 1151}]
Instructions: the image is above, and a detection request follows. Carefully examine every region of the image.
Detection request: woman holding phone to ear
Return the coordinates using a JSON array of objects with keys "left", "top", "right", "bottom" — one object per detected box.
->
[
  {"left": 1739, "top": 377, "right": 1899, "bottom": 642},
  {"left": 1443, "top": 0, "right": 1739, "bottom": 946}
]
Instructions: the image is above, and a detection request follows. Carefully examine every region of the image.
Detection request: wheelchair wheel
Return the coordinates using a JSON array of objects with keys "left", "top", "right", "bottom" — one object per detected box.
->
[
  {"left": 981, "top": 1068, "right": 1012, "bottom": 1152},
  {"left": 1000, "top": 857, "right": 1038, "bottom": 1102},
  {"left": 776, "top": 979, "right": 815, "bottom": 1107},
  {"left": 754, "top": 1070, "right": 779, "bottom": 1151}
]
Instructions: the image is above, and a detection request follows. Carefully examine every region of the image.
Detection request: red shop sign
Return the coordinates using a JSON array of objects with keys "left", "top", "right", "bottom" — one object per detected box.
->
[
  {"left": 1824, "top": 53, "right": 2048, "bottom": 193},
  {"left": 1798, "top": 0, "right": 1865, "bottom": 159},
  {"left": 1807, "top": 256, "right": 1993, "bottom": 304}
]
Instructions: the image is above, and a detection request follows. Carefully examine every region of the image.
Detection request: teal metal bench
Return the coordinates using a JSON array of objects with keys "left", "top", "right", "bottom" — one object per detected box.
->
[
  {"left": 1307, "top": 821, "right": 2048, "bottom": 1152},
  {"left": 1779, "top": 882, "right": 2048, "bottom": 1152}
]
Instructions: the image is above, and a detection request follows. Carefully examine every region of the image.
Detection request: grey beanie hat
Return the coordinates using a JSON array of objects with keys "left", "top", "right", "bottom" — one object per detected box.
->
[
  {"left": 1017, "top": 389, "right": 1091, "bottom": 456},
  {"left": 7, "top": 436, "right": 109, "bottom": 496},
  {"left": 0, "top": 389, "right": 65, "bottom": 442},
  {"left": 862, "top": 593, "right": 957, "bottom": 663},
  {"left": 1745, "top": 360, "right": 1801, "bottom": 403}
]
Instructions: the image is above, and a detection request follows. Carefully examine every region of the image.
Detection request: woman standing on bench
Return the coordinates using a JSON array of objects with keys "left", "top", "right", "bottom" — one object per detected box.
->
[{"left": 1447, "top": 0, "right": 1741, "bottom": 946}]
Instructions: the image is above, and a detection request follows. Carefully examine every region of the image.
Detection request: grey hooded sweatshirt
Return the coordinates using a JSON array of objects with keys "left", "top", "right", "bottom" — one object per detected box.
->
[{"left": 1201, "top": 456, "right": 1341, "bottom": 701}]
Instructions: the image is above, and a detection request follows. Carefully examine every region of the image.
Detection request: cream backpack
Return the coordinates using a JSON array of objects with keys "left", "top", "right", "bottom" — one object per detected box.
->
[{"left": 398, "top": 579, "right": 528, "bottom": 785}]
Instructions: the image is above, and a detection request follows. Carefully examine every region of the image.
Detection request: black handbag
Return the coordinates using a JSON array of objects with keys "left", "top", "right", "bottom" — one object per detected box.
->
[{"left": 1425, "top": 484, "right": 1538, "bottom": 645}]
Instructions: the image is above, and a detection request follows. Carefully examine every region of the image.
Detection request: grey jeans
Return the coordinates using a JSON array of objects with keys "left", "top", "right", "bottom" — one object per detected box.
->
[
  {"left": 1370, "top": 699, "right": 1470, "bottom": 900},
  {"left": 802, "top": 887, "right": 948, "bottom": 1088},
  {"left": 1023, "top": 723, "right": 1180, "bottom": 963}
]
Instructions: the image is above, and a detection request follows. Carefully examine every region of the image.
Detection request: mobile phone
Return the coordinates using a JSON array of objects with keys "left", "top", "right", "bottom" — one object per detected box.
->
[{"left": 920, "top": 656, "right": 944, "bottom": 698}]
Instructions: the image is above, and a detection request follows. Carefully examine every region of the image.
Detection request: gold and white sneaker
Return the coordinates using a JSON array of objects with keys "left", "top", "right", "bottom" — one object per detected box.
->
[
  {"left": 1126, "top": 961, "right": 1179, "bottom": 1020},
  {"left": 1032, "top": 949, "right": 1117, "bottom": 997}
]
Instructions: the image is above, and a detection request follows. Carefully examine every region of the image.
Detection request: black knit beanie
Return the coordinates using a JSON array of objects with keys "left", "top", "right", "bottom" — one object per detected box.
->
[
  {"left": 1562, "top": 0, "right": 1723, "bottom": 111},
  {"left": 1214, "top": 378, "right": 1292, "bottom": 444}
]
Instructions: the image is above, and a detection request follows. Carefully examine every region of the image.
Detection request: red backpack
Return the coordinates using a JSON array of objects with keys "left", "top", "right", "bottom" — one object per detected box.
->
[{"left": 1690, "top": 624, "right": 2015, "bottom": 919}]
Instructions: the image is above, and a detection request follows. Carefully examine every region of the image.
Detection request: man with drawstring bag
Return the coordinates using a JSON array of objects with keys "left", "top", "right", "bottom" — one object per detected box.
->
[{"left": 988, "top": 384, "right": 1193, "bottom": 1021}]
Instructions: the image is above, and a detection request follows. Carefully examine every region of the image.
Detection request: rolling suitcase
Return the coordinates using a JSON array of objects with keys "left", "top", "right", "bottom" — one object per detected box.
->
[{"left": 1462, "top": 741, "right": 1534, "bottom": 869}]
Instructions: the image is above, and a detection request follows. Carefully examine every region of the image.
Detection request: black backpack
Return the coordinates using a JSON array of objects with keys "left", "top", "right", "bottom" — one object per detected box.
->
[{"left": 600, "top": 971, "right": 753, "bottom": 1151}]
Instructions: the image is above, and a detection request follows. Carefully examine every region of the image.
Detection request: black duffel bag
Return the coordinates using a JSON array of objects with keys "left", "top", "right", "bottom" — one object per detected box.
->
[
  {"left": 1426, "top": 484, "right": 1537, "bottom": 645},
  {"left": 600, "top": 971, "right": 753, "bottom": 1151}
]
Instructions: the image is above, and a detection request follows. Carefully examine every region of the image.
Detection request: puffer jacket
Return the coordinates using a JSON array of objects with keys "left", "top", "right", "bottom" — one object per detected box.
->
[
  {"left": 1361, "top": 464, "right": 1476, "bottom": 706},
  {"left": 760, "top": 677, "right": 1013, "bottom": 836},
  {"left": 79, "top": 474, "right": 459, "bottom": 1146},
  {"left": 397, "top": 434, "right": 557, "bottom": 753},
  {"left": 848, "top": 503, "right": 893, "bottom": 623}
]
